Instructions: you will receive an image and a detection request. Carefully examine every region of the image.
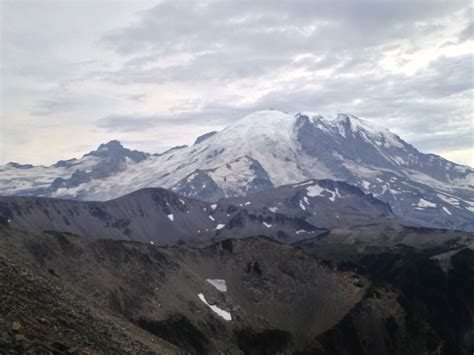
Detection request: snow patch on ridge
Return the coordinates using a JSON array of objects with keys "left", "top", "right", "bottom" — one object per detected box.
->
[
  {"left": 416, "top": 198, "right": 437, "bottom": 208},
  {"left": 437, "top": 193, "right": 460, "bottom": 206},
  {"left": 442, "top": 207, "right": 452, "bottom": 215},
  {"left": 306, "top": 184, "right": 341, "bottom": 201},
  {"left": 198, "top": 293, "right": 231, "bottom": 321},
  {"left": 307, "top": 185, "right": 325, "bottom": 197},
  {"left": 206, "top": 279, "right": 227, "bottom": 292}
]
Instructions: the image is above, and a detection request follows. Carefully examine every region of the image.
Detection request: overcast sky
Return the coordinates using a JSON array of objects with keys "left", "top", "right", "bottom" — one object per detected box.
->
[{"left": 1, "top": 0, "right": 473, "bottom": 166}]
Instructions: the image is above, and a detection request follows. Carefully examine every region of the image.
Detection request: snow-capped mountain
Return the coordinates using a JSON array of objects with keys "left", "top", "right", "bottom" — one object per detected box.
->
[
  {"left": 0, "top": 140, "right": 148, "bottom": 197},
  {"left": 1, "top": 110, "right": 473, "bottom": 230}
]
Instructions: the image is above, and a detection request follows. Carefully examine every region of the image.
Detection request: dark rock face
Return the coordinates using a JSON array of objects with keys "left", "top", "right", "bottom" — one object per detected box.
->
[
  {"left": 356, "top": 245, "right": 474, "bottom": 352},
  {"left": 194, "top": 131, "right": 217, "bottom": 145},
  {"left": 156, "top": 145, "right": 188, "bottom": 156},
  {"left": 296, "top": 113, "right": 472, "bottom": 184},
  {"left": 0, "top": 204, "right": 13, "bottom": 225},
  {"left": 294, "top": 113, "right": 474, "bottom": 231},
  {"left": 307, "top": 287, "right": 441, "bottom": 355},
  {"left": 235, "top": 328, "right": 294, "bottom": 354},
  {"left": 5, "top": 162, "right": 33, "bottom": 169},
  {"left": 172, "top": 169, "right": 225, "bottom": 201},
  {"left": 137, "top": 315, "right": 210, "bottom": 354},
  {"left": 51, "top": 169, "right": 91, "bottom": 189},
  {"left": 296, "top": 114, "right": 394, "bottom": 172},
  {"left": 87, "top": 140, "right": 148, "bottom": 163},
  {"left": 172, "top": 155, "right": 274, "bottom": 201},
  {"left": 247, "top": 157, "right": 274, "bottom": 192}
]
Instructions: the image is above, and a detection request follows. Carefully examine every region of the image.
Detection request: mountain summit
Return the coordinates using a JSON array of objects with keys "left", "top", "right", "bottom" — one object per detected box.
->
[{"left": 1, "top": 110, "right": 473, "bottom": 230}]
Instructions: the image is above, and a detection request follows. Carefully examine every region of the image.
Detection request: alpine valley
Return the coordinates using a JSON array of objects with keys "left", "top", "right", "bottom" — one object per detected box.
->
[{"left": 1, "top": 110, "right": 474, "bottom": 354}]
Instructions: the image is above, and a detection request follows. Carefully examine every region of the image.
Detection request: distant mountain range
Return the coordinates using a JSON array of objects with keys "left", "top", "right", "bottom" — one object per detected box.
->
[
  {"left": 1, "top": 110, "right": 473, "bottom": 231},
  {"left": 0, "top": 179, "right": 404, "bottom": 246}
]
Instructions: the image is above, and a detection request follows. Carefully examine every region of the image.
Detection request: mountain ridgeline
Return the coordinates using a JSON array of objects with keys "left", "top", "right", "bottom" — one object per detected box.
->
[
  {"left": 1, "top": 110, "right": 473, "bottom": 231},
  {"left": 0, "top": 179, "right": 404, "bottom": 246}
]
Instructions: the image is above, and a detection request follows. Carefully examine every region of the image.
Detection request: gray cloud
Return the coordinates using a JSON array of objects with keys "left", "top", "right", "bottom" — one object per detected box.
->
[
  {"left": 30, "top": 96, "right": 79, "bottom": 116},
  {"left": 458, "top": 21, "right": 473, "bottom": 42},
  {"left": 126, "top": 94, "right": 146, "bottom": 102},
  {"left": 96, "top": 115, "right": 159, "bottom": 132},
  {"left": 99, "top": 0, "right": 468, "bottom": 86},
  {"left": 103, "top": 1, "right": 464, "bottom": 54},
  {"left": 96, "top": 105, "right": 250, "bottom": 133}
]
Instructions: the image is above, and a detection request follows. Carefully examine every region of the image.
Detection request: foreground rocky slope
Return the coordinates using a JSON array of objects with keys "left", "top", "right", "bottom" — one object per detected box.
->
[
  {"left": 0, "top": 181, "right": 404, "bottom": 246},
  {"left": 3, "top": 226, "right": 470, "bottom": 354},
  {"left": 2, "top": 110, "right": 473, "bottom": 231},
  {"left": 0, "top": 239, "right": 181, "bottom": 354}
]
